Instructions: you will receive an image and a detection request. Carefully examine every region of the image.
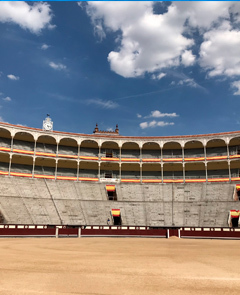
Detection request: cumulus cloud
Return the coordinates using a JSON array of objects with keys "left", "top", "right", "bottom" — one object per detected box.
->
[
  {"left": 87, "top": 2, "right": 194, "bottom": 78},
  {"left": 137, "top": 113, "right": 142, "bottom": 118},
  {"left": 49, "top": 62, "right": 67, "bottom": 70},
  {"left": 7, "top": 74, "right": 19, "bottom": 80},
  {"left": 0, "top": 2, "right": 54, "bottom": 34},
  {"left": 199, "top": 22, "right": 240, "bottom": 77},
  {"left": 86, "top": 98, "right": 118, "bottom": 109},
  {"left": 140, "top": 120, "right": 174, "bottom": 129},
  {"left": 149, "top": 110, "right": 178, "bottom": 118},
  {"left": 3, "top": 96, "right": 11, "bottom": 101},
  {"left": 152, "top": 73, "right": 166, "bottom": 80},
  {"left": 41, "top": 44, "right": 49, "bottom": 50},
  {"left": 181, "top": 50, "right": 195, "bottom": 67},
  {"left": 178, "top": 78, "right": 198, "bottom": 88},
  {"left": 86, "top": 2, "right": 240, "bottom": 79},
  {"left": 231, "top": 81, "right": 240, "bottom": 95}
]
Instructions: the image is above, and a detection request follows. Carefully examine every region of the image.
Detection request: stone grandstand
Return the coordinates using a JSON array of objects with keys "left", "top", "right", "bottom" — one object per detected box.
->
[{"left": 0, "top": 119, "right": 240, "bottom": 228}]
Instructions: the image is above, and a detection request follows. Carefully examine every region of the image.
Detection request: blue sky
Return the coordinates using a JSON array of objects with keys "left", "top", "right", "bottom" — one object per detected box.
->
[{"left": 1, "top": 1, "right": 240, "bottom": 137}]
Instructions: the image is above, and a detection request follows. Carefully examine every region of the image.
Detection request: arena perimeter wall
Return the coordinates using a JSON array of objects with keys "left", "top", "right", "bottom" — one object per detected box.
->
[{"left": 0, "top": 225, "right": 240, "bottom": 239}]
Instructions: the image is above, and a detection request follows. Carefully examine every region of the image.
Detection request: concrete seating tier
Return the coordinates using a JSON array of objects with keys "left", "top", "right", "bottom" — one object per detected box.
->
[{"left": 0, "top": 176, "right": 239, "bottom": 227}]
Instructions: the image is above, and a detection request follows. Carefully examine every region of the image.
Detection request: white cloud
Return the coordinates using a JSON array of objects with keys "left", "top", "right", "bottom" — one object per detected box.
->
[
  {"left": 7, "top": 74, "right": 19, "bottom": 80},
  {"left": 137, "top": 113, "right": 142, "bottom": 118},
  {"left": 3, "top": 96, "right": 11, "bottom": 101},
  {"left": 181, "top": 50, "right": 195, "bottom": 67},
  {"left": 41, "top": 44, "right": 49, "bottom": 50},
  {"left": 149, "top": 110, "right": 178, "bottom": 118},
  {"left": 152, "top": 73, "right": 166, "bottom": 80},
  {"left": 199, "top": 22, "right": 240, "bottom": 77},
  {"left": 86, "top": 2, "right": 240, "bottom": 79},
  {"left": 140, "top": 120, "right": 174, "bottom": 129},
  {"left": 231, "top": 81, "right": 240, "bottom": 95},
  {"left": 0, "top": 2, "right": 53, "bottom": 34},
  {"left": 87, "top": 2, "right": 194, "bottom": 78},
  {"left": 178, "top": 78, "right": 198, "bottom": 88},
  {"left": 87, "top": 98, "right": 118, "bottom": 109},
  {"left": 107, "top": 127, "right": 113, "bottom": 132},
  {"left": 49, "top": 62, "right": 67, "bottom": 71},
  {"left": 0, "top": 116, "right": 4, "bottom": 122}
]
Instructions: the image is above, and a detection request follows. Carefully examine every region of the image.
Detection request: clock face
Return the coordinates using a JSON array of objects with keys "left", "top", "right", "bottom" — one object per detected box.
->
[{"left": 43, "top": 121, "right": 53, "bottom": 131}]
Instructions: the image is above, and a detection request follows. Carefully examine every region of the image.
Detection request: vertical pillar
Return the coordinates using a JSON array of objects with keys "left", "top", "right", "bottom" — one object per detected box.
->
[
  {"left": 8, "top": 154, "right": 12, "bottom": 176},
  {"left": 161, "top": 163, "right": 164, "bottom": 184},
  {"left": 77, "top": 161, "right": 80, "bottom": 181},
  {"left": 119, "top": 163, "right": 121, "bottom": 181},
  {"left": 204, "top": 144, "right": 207, "bottom": 161},
  {"left": 34, "top": 139, "right": 37, "bottom": 157},
  {"left": 55, "top": 226, "right": 59, "bottom": 238},
  {"left": 32, "top": 158, "right": 35, "bottom": 179},
  {"left": 205, "top": 162, "right": 208, "bottom": 183},
  {"left": 98, "top": 162, "right": 101, "bottom": 181},
  {"left": 98, "top": 145, "right": 101, "bottom": 160},
  {"left": 10, "top": 135, "right": 13, "bottom": 152},
  {"left": 78, "top": 143, "right": 80, "bottom": 160},
  {"left": 183, "top": 163, "right": 185, "bottom": 183},
  {"left": 55, "top": 159, "right": 58, "bottom": 180},
  {"left": 78, "top": 227, "right": 81, "bottom": 238},
  {"left": 228, "top": 160, "right": 231, "bottom": 183},
  {"left": 140, "top": 163, "right": 142, "bottom": 184},
  {"left": 56, "top": 141, "right": 59, "bottom": 157}
]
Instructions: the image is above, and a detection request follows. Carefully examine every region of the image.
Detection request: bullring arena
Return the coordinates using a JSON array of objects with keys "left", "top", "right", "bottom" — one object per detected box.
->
[{"left": 1, "top": 117, "right": 240, "bottom": 294}]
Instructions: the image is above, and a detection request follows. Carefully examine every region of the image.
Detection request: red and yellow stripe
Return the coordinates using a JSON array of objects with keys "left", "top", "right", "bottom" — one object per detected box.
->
[
  {"left": 12, "top": 149, "right": 34, "bottom": 155},
  {"left": 0, "top": 147, "right": 11, "bottom": 152},
  {"left": 142, "top": 158, "right": 161, "bottom": 162},
  {"left": 106, "top": 185, "right": 116, "bottom": 192},
  {"left": 121, "top": 179, "right": 141, "bottom": 183},
  {"left": 230, "top": 210, "right": 240, "bottom": 218},
  {"left": 58, "top": 154, "right": 78, "bottom": 159},
  {"left": 121, "top": 158, "right": 140, "bottom": 162},
  {"left": 142, "top": 179, "right": 162, "bottom": 183},
  {"left": 206, "top": 155, "right": 228, "bottom": 161},
  {"left": 79, "top": 156, "right": 98, "bottom": 160},
  {"left": 112, "top": 209, "right": 120, "bottom": 217},
  {"left": 101, "top": 157, "right": 119, "bottom": 161},
  {"left": 184, "top": 157, "right": 205, "bottom": 162},
  {"left": 162, "top": 158, "right": 182, "bottom": 162},
  {"left": 35, "top": 152, "right": 56, "bottom": 157},
  {"left": 0, "top": 170, "right": 9, "bottom": 175},
  {"left": 78, "top": 177, "right": 98, "bottom": 181}
]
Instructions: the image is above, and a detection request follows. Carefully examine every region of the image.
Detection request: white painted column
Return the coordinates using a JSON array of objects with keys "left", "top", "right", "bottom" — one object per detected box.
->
[
  {"left": 55, "top": 227, "right": 59, "bottom": 238},
  {"left": 78, "top": 227, "right": 81, "bottom": 238}
]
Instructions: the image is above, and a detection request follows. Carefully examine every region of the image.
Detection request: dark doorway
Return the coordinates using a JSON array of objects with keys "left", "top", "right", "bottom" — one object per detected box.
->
[
  {"left": 107, "top": 190, "right": 117, "bottom": 201},
  {"left": 113, "top": 215, "right": 122, "bottom": 225},
  {"left": 232, "top": 217, "right": 239, "bottom": 228}
]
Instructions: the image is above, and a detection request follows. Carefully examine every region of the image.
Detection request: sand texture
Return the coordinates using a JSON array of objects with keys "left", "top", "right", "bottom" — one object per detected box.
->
[{"left": 0, "top": 237, "right": 239, "bottom": 295}]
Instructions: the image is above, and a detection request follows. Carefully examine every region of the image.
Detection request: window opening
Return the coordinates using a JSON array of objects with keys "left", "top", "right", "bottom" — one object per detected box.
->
[
  {"left": 106, "top": 149, "right": 113, "bottom": 158},
  {"left": 106, "top": 185, "right": 117, "bottom": 201}
]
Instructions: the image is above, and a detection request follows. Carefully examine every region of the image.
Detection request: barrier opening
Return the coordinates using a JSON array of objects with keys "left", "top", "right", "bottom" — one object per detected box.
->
[
  {"left": 111, "top": 209, "right": 121, "bottom": 225},
  {"left": 229, "top": 210, "right": 240, "bottom": 228}
]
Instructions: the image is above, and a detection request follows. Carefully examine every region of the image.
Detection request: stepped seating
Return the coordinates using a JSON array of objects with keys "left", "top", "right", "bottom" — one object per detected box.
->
[
  {"left": 121, "top": 150, "right": 139, "bottom": 158},
  {"left": 80, "top": 148, "right": 98, "bottom": 157},
  {"left": 0, "top": 162, "right": 9, "bottom": 172},
  {"left": 0, "top": 137, "right": 11, "bottom": 148},
  {"left": 58, "top": 146, "right": 77, "bottom": 155},
  {"left": 13, "top": 140, "right": 34, "bottom": 151},
  {"left": 142, "top": 150, "right": 160, "bottom": 158},
  {"left": 0, "top": 176, "right": 238, "bottom": 227}
]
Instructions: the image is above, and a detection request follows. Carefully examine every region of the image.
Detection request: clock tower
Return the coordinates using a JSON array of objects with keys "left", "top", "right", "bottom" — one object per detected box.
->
[{"left": 42, "top": 114, "right": 53, "bottom": 131}]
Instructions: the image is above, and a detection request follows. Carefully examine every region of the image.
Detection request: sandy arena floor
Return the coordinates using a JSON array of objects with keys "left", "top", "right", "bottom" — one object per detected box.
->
[{"left": 0, "top": 237, "right": 239, "bottom": 295}]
